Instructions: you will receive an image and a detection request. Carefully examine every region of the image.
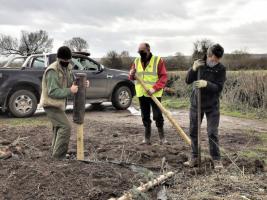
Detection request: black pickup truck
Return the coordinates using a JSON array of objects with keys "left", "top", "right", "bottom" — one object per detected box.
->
[{"left": 0, "top": 52, "right": 135, "bottom": 117}]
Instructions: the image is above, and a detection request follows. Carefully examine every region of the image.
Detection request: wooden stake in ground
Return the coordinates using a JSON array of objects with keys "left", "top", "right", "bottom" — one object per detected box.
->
[
  {"left": 73, "top": 73, "right": 87, "bottom": 160},
  {"left": 108, "top": 171, "right": 175, "bottom": 200},
  {"left": 135, "top": 75, "right": 191, "bottom": 146}
]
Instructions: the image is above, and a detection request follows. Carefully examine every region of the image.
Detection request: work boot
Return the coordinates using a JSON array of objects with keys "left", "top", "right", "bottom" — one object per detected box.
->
[
  {"left": 213, "top": 160, "right": 223, "bottom": 171},
  {"left": 158, "top": 127, "right": 168, "bottom": 145},
  {"left": 183, "top": 157, "right": 198, "bottom": 167},
  {"left": 141, "top": 126, "right": 151, "bottom": 145}
]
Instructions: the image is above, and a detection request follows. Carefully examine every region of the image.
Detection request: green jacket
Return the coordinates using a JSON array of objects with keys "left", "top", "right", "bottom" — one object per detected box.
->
[{"left": 40, "top": 61, "right": 74, "bottom": 111}]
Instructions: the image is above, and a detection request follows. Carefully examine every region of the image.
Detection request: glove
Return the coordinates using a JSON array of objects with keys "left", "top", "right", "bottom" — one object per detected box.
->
[
  {"left": 192, "top": 59, "right": 205, "bottom": 71},
  {"left": 194, "top": 80, "right": 207, "bottom": 88},
  {"left": 147, "top": 88, "right": 156, "bottom": 96}
]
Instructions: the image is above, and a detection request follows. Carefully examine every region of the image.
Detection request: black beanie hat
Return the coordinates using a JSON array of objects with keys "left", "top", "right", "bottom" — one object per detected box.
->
[
  {"left": 57, "top": 46, "right": 72, "bottom": 60},
  {"left": 209, "top": 44, "right": 224, "bottom": 58}
]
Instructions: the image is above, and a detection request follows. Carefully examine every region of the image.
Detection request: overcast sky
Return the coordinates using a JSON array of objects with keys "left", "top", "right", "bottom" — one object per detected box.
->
[{"left": 0, "top": 0, "right": 267, "bottom": 57}]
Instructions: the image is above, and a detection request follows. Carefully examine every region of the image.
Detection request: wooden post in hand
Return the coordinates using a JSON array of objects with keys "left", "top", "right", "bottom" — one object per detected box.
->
[
  {"left": 73, "top": 73, "right": 87, "bottom": 160},
  {"left": 135, "top": 75, "right": 191, "bottom": 146}
]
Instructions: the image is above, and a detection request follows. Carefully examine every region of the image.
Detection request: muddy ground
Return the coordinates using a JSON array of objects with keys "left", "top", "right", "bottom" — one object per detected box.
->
[{"left": 0, "top": 104, "right": 266, "bottom": 200}]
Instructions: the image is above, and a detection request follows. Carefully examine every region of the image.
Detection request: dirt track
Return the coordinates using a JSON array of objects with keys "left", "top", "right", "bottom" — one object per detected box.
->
[{"left": 0, "top": 104, "right": 266, "bottom": 200}]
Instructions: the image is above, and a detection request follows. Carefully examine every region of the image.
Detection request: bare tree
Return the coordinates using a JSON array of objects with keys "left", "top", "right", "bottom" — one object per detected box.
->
[
  {"left": 0, "top": 35, "right": 20, "bottom": 55},
  {"left": 120, "top": 50, "right": 133, "bottom": 69},
  {"left": 64, "top": 37, "right": 88, "bottom": 52},
  {"left": 100, "top": 50, "right": 123, "bottom": 69},
  {"left": 192, "top": 39, "right": 213, "bottom": 60},
  {"left": 223, "top": 49, "right": 252, "bottom": 70},
  {"left": 120, "top": 50, "right": 130, "bottom": 57},
  {"left": 174, "top": 52, "right": 189, "bottom": 69},
  {"left": 0, "top": 30, "right": 53, "bottom": 56}
]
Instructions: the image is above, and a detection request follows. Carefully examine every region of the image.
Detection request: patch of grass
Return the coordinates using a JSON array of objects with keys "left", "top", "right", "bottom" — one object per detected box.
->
[
  {"left": 161, "top": 98, "right": 189, "bottom": 109},
  {"left": 240, "top": 149, "right": 267, "bottom": 163},
  {"left": 239, "top": 132, "right": 267, "bottom": 163},
  {"left": 220, "top": 104, "right": 258, "bottom": 119},
  {"left": 0, "top": 116, "right": 49, "bottom": 127},
  {"left": 132, "top": 96, "right": 189, "bottom": 109},
  {"left": 258, "top": 132, "right": 267, "bottom": 143},
  {"left": 241, "top": 150, "right": 258, "bottom": 158}
]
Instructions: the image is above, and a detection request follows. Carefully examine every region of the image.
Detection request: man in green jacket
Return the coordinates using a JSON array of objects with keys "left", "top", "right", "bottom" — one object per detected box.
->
[{"left": 40, "top": 46, "right": 78, "bottom": 159}]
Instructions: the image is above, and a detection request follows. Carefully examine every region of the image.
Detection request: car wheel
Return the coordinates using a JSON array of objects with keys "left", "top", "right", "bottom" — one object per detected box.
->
[
  {"left": 112, "top": 86, "right": 132, "bottom": 110},
  {"left": 8, "top": 90, "right": 37, "bottom": 118}
]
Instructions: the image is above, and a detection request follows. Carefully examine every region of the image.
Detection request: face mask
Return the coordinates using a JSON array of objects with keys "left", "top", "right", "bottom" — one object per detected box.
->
[
  {"left": 59, "top": 61, "right": 69, "bottom": 68},
  {"left": 139, "top": 51, "right": 147, "bottom": 61},
  {"left": 206, "top": 60, "right": 218, "bottom": 68}
]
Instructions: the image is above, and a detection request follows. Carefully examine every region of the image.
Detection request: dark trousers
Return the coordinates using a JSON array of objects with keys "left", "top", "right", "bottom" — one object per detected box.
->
[
  {"left": 189, "top": 108, "right": 221, "bottom": 160},
  {"left": 139, "top": 96, "right": 164, "bottom": 128}
]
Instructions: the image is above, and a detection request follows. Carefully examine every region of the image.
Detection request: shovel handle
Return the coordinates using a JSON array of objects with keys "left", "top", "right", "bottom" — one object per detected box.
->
[{"left": 135, "top": 75, "right": 191, "bottom": 145}]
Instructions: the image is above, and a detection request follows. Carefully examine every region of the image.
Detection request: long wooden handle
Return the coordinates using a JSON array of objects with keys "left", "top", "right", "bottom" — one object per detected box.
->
[
  {"left": 135, "top": 75, "right": 191, "bottom": 146},
  {"left": 197, "top": 69, "right": 201, "bottom": 166}
]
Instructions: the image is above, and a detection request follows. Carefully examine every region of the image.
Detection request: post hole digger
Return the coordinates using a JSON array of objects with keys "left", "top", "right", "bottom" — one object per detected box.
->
[
  {"left": 197, "top": 65, "right": 202, "bottom": 168},
  {"left": 73, "top": 73, "right": 87, "bottom": 160},
  {"left": 197, "top": 54, "right": 206, "bottom": 168},
  {"left": 184, "top": 54, "right": 206, "bottom": 168},
  {"left": 134, "top": 75, "right": 191, "bottom": 146}
]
